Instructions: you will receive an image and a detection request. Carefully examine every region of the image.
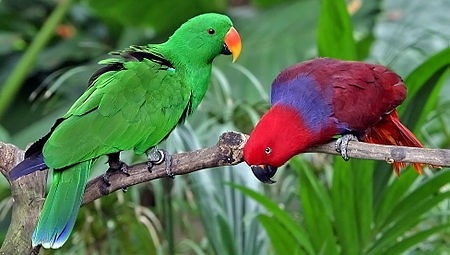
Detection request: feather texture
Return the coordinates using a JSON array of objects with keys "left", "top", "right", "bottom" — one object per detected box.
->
[
  {"left": 244, "top": 58, "right": 423, "bottom": 174},
  {"left": 273, "top": 57, "right": 406, "bottom": 134},
  {"left": 362, "top": 110, "right": 423, "bottom": 175},
  {"left": 271, "top": 75, "right": 334, "bottom": 134},
  {"left": 32, "top": 160, "right": 91, "bottom": 248}
]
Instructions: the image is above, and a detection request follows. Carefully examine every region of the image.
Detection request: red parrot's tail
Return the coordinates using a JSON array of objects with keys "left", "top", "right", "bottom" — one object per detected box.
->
[{"left": 362, "top": 110, "right": 423, "bottom": 176}]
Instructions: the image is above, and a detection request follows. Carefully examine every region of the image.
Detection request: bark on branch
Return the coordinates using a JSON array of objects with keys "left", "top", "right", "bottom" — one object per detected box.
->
[
  {"left": 0, "top": 131, "right": 449, "bottom": 254},
  {"left": 82, "top": 131, "right": 247, "bottom": 204}
]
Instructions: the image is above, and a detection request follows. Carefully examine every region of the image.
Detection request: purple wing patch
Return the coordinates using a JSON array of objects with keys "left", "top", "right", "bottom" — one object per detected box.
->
[{"left": 271, "top": 75, "right": 336, "bottom": 133}]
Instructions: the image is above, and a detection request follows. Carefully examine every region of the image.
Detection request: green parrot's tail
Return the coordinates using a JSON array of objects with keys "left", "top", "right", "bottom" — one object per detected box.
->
[{"left": 32, "top": 160, "right": 91, "bottom": 249}]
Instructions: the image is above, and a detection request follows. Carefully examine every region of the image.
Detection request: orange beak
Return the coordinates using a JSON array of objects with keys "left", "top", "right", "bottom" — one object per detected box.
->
[{"left": 224, "top": 27, "right": 242, "bottom": 63}]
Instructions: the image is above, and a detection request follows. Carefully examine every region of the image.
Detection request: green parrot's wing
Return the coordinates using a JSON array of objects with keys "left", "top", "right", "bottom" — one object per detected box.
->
[
  {"left": 64, "top": 46, "right": 174, "bottom": 118},
  {"left": 43, "top": 57, "right": 190, "bottom": 169}
]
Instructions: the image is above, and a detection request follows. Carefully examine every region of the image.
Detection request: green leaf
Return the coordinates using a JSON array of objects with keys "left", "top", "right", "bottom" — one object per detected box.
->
[
  {"left": 402, "top": 66, "right": 450, "bottom": 132},
  {"left": 232, "top": 184, "right": 315, "bottom": 255},
  {"left": 291, "top": 158, "right": 333, "bottom": 217},
  {"left": 0, "top": 126, "right": 10, "bottom": 142},
  {"left": 351, "top": 0, "right": 380, "bottom": 59},
  {"left": 410, "top": 68, "right": 450, "bottom": 134},
  {"left": 186, "top": 157, "right": 270, "bottom": 255},
  {"left": 373, "top": 170, "right": 418, "bottom": 232},
  {"left": 383, "top": 224, "right": 450, "bottom": 255},
  {"left": 355, "top": 33, "right": 375, "bottom": 60},
  {"left": 178, "top": 239, "right": 208, "bottom": 255},
  {"left": 292, "top": 158, "right": 339, "bottom": 255},
  {"left": 258, "top": 215, "right": 301, "bottom": 255},
  {"left": 367, "top": 191, "right": 450, "bottom": 255},
  {"left": 382, "top": 170, "right": 450, "bottom": 227},
  {"left": 83, "top": 0, "right": 227, "bottom": 33},
  {"left": 317, "top": 0, "right": 356, "bottom": 59},
  {"left": 330, "top": 159, "right": 360, "bottom": 255},
  {"left": 351, "top": 160, "right": 374, "bottom": 251},
  {"left": 400, "top": 48, "right": 450, "bottom": 117},
  {"left": 217, "top": 213, "right": 238, "bottom": 255},
  {"left": 368, "top": 170, "right": 450, "bottom": 253}
]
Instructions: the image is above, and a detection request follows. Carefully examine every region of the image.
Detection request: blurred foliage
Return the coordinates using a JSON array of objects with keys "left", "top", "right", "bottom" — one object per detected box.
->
[
  {"left": 0, "top": 0, "right": 449, "bottom": 254},
  {"left": 83, "top": 0, "right": 227, "bottom": 34},
  {"left": 317, "top": 0, "right": 356, "bottom": 59}
]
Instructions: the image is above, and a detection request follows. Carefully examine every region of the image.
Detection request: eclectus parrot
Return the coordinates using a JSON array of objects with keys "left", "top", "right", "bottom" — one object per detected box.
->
[
  {"left": 243, "top": 58, "right": 423, "bottom": 183},
  {"left": 9, "top": 13, "right": 241, "bottom": 249}
]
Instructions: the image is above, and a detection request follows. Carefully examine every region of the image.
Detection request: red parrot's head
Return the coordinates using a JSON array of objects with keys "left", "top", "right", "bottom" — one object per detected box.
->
[{"left": 243, "top": 104, "right": 315, "bottom": 183}]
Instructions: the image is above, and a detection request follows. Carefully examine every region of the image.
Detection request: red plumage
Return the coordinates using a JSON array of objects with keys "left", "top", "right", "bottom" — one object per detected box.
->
[
  {"left": 244, "top": 58, "right": 424, "bottom": 182},
  {"left": 362, "top": 110, "right": 423, "bottom": 175},
  {"left": 275, "top": 58, "right": 407, "bottom": 132}
]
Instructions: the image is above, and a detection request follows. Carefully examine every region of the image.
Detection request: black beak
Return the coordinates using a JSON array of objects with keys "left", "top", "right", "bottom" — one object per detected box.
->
[
  {"left": 221, "top": 43, "right": 232, "bottom": 55},
  {"left": 250, "top": 165, "right": 278, "bottom": 184}
]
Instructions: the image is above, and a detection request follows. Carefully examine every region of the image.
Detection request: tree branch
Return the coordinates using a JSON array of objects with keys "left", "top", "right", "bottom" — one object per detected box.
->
[
  {"left": 1, "top": 131, "right": 449, "bottom": 254},
  {"left": 307, "top": 140, "right": 450, "bottom": 167},
  {"left": 82, "top": 131, "right": 246, "bottom": 204},
  {"left": 0, "top": 142, "right": 46, "bottom": 255}
]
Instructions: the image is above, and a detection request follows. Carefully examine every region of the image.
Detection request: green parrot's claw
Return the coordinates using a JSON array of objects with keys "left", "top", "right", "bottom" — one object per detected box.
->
[
  {"left": 335, "top": 134, "right": 359, "bottom": 161},
  {"left": 147, "top": 149, "right": 173, "bottom": 178},
  {"left": 146, "top": 148, "right": 162, "bottom": 172},
  {"left": 147, "top": 148, "right": 165, "bottom": 165},
  {"left": 103, "top": 153, "right": 130, "bottom": 187}
]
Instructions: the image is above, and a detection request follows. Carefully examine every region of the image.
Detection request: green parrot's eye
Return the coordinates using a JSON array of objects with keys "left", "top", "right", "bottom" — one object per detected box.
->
[
  {"left": 265, "top": 147, "right": 272, "bottom": 155},
  {"left": 207, "top": 28, "right": 215, "bottom": 35}
]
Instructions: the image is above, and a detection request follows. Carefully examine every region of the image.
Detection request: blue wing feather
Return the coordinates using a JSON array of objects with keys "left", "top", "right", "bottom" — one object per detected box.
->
[{"left": 9, "top": 153, "right": 47, "bottom": 180}]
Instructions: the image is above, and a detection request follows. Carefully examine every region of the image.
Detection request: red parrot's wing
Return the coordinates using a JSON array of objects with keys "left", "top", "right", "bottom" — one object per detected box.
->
[{"left": 308, "top": 58, "right": 406, "bottom": 133}]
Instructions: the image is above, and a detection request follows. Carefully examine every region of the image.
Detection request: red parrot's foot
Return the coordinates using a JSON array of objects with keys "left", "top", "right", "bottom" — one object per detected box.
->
[
  {"left": 103, "top": 152, "right": 130, "bottom": 191},
  {"left": 147, "top": 148, "right": 174, "bottom": 178},
  {"left": 335, "top": 134, "right": 359, "bottom": 161}
]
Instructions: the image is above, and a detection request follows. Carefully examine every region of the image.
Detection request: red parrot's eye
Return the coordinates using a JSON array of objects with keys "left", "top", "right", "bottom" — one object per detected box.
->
[
  {"left": 265, "top": 147, "right": 272, "bottom": 155},
  {"left": 207, "top": 28, "right": 215, "bottom": 35}
]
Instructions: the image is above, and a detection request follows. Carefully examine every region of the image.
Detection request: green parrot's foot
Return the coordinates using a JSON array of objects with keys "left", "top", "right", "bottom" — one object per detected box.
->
[
  {"left": 147, "top": 149, "right": 174, "bottom": 178},
  {"left": 147, "top": 148, "right": 165, "bottom": 170},
  {"left": 103, "top": 162, "right": 130, "bottom": 186},
  {"left": 103, "top": 153, "right": 130, "bottom": 187},
  {"left": 335, "top": 134, "right": 359, "bottom": 161}
]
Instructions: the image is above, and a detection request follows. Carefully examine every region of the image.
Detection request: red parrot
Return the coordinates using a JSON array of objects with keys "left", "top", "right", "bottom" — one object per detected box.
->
[{"left": 243, "top": 58, "right": 423, "bottom": 183}]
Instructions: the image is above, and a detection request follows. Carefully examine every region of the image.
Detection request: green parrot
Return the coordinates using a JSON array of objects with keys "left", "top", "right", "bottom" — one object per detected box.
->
[{"left": 9, "top": 13, "right": 241, "bottom": 249}]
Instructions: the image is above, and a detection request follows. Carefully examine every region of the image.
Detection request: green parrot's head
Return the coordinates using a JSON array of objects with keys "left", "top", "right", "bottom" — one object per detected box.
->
[{"left": 166, "top": 13, "right": 242, "bottom": 65}]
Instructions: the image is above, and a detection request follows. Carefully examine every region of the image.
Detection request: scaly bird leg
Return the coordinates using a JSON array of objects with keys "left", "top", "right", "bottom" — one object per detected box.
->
[
  {"left": 103, "top": 152, "right": 130, "bottom": 189},
  {"left": 335, "top": 134, "right": 359, "bottom": 161},
  {"left": 147, "top": 148, "right": 174, "bottom": 178}
]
